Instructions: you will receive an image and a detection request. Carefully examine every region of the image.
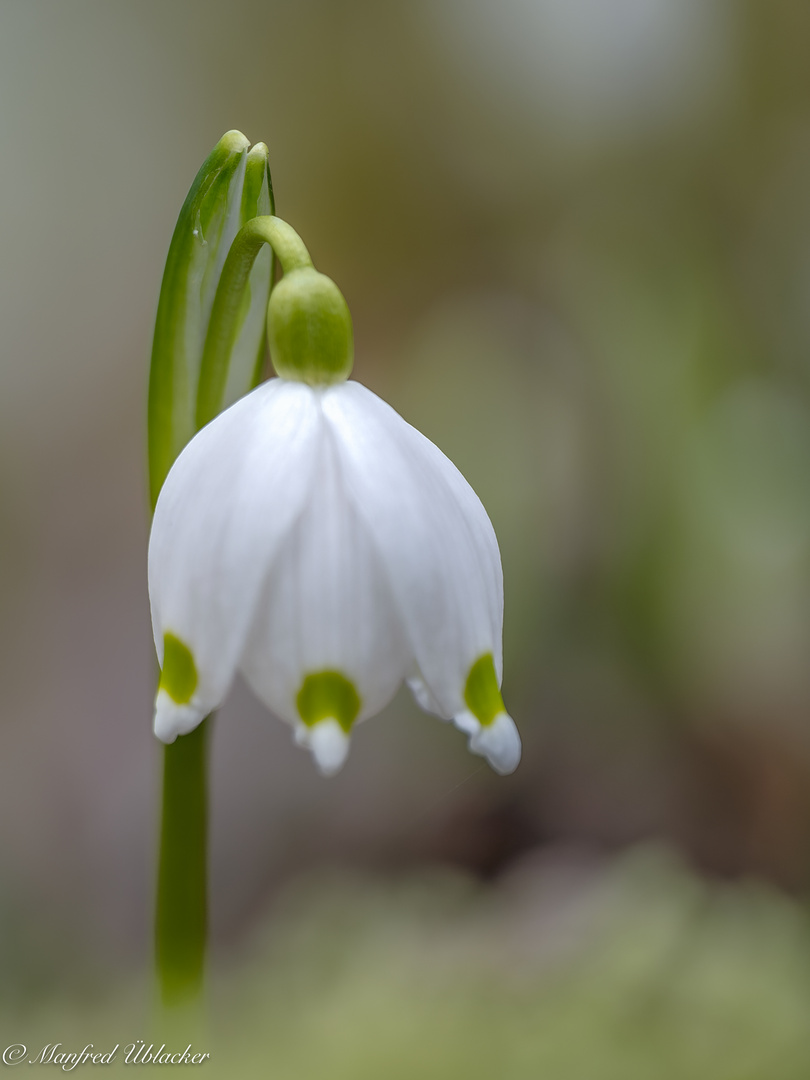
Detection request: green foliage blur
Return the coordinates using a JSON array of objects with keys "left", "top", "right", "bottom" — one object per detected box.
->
[{"left": 11, "top": 852, "right": 810, "bottom": 1077}]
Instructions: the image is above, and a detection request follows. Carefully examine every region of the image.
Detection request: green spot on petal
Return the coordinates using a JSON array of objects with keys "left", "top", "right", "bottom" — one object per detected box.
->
[
  {"left": 464, "top": 653, "right": 504, "bottom": 728},
  {"left": 159, "top": 633, "right": 198, "bottom": 705},
  {"left": 297, "top": 671, "right": 361, "bottom": 735}
]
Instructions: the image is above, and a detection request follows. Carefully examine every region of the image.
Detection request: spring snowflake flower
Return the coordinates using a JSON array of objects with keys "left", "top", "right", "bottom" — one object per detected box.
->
[{"left": 148, "top": 253, "right": 521, "bottom": 778}]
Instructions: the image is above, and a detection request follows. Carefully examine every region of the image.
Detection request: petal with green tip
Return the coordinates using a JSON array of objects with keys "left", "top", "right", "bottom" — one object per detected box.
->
[
  {"left": 239, "top": 411, "right": 410, "bottom": 759},
  {"left": 323, "top": 382, "right": 503, "bottom": 719},
  {"left": 148, "top": 380, "right": 322, "bottom": 742}
]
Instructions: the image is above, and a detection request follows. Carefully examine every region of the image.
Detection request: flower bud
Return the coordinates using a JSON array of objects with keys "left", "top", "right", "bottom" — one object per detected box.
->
[{"left": 268, "top": 267, "right": 353, "bottom": 385}]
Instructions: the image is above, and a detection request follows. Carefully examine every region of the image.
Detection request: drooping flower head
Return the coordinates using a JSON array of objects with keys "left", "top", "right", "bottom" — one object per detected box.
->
[{"left": 148, "top": 221, "right": 521, "bottom": 777}]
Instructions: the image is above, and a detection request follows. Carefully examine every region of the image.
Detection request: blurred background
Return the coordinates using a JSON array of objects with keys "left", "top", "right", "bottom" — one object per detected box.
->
[{"left": 3, "top": 0, "right": 810, "bottom": 1074}]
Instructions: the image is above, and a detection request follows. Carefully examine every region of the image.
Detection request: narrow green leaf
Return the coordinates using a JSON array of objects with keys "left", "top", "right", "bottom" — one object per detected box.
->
[{"left": 147, "top": 132, "right": 275, "bottom": 510}]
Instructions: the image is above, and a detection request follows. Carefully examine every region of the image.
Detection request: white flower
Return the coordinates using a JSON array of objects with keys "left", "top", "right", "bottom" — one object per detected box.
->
[{"left": 148, "top": 377, "right": 521, "bottom": 776}]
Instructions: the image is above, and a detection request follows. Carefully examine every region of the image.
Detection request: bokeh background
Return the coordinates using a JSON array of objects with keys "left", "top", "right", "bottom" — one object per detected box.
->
[{"left": 3, "top": 0, "right": 810, "bottom": 1074}]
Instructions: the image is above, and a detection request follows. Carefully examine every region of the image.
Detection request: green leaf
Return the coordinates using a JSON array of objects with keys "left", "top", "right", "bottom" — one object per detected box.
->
[{"left": 148, "top": 131, "right": 275, "bottom": 509}]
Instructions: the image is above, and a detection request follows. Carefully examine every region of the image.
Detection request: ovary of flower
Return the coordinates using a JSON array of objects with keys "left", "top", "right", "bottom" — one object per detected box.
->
[{"left": 147, "top": 378, "right": 521, "bottom": 776}]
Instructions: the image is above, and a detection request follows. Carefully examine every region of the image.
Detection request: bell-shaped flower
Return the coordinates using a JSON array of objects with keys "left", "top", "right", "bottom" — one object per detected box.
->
[{"left": 148, "top": 235, "right": 521, "bottom": 778}]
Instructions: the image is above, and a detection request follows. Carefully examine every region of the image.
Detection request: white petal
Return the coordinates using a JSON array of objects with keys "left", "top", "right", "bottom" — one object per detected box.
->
[
  {"left": 148, "top": 379, "right": 322, "bottom": 722},
  {"left": 294, "top": 719, "right": 350, "bottom": 776},
  {"left": 153, "top": 690, "right": 206, "bottom": 744},
  {"left": 451, "top": 708, "right": 479, "bottom": 736},
  {"left": 323, "top": 381, "right": 503, "bottom": 719},
  {"left": 239, "top": 405, "right": 412, "bottom": 731},
  {"left": 406, "top": 673, "right": 444, "bottom": 717},
  {"left": 461, "top": 710, "right": 522, "bottom": 776}
]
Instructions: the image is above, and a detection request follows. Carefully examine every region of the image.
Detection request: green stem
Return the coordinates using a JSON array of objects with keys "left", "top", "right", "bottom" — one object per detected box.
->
[
  {"left": 196, "top": 216, "right": 312, "bottom": 428},
  {"left": 156, "top": 719, "right": 210, "bottom": 1006}
]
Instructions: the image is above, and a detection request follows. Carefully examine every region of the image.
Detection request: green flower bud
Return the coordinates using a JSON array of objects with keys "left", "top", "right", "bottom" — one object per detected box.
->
[{"left": 268, "top": 267, "right": 353, "bottom": 385}]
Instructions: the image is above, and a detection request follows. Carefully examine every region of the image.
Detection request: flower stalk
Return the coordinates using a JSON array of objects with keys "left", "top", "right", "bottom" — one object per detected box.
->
[
  {"left": 155, "top": 719, "right": 209, "bottom": 1005},
  {"left": 196, "top": 216, "right": 312, "bottom": 428}
]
